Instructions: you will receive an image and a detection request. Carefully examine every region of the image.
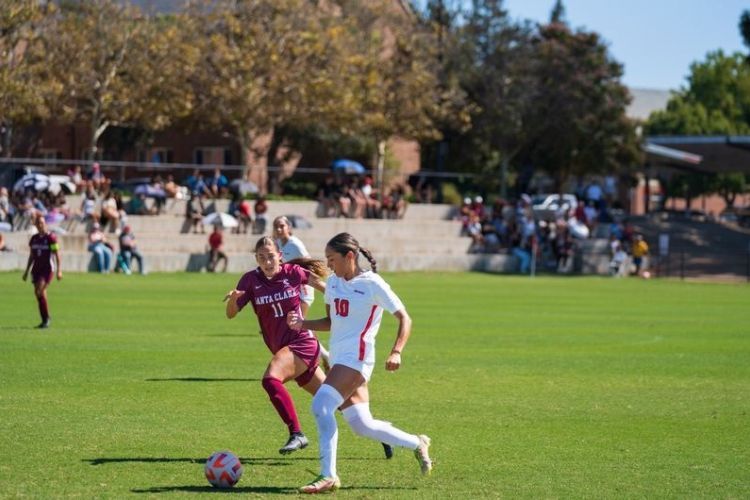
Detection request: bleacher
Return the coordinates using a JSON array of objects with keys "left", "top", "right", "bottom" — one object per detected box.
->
[{"left": 2, "top": 196, "right": 517, "bottom": 273}]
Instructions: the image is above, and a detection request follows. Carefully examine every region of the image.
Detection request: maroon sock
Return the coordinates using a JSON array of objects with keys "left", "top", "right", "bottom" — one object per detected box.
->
[
  {"left": 262, "top": 377, "right": 301, "bottom": 434},
  {"left": 37, "top": 295, "right": 49, "bottom": 321}
]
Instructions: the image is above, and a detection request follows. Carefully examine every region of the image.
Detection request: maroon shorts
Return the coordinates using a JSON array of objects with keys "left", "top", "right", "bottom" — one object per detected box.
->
[
  {"left": 287, "top": 336, "right": 321, "bottom": 387},
  {"left": 32, "top": 270, "right": 53, "bottom": 285}
]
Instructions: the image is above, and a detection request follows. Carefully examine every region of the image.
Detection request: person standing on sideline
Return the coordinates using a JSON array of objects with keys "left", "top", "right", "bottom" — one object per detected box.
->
[
  {"left": 22, "top": 216, "right": 62, "bottom": 328},
  {"left": 207, "top": 225, "right": 228, "bottom": 272},
  {"left": 631, "top": 233, "right": 649, "bottom": 276},
  {"left": 287, "top": 232, "right": 432, "bottom": 494}
]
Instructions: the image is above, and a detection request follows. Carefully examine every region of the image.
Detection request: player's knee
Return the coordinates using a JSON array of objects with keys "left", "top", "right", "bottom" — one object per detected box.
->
[
  {"left": 342, "top": 403, "right": 376, "bottom": 438},
  {"left": 312, "top": 384, "right": 343, "bottom": 419}
]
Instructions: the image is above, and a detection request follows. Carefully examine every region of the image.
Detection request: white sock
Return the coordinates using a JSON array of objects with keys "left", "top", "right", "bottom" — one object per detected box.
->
[
  {"left": 311, "top": 384, "right": 344, "bottom": 478},
  {"left": 319, "top": 344, "right": 330, "bottom": 364},
  {"left": 342, "top": 402, "right": 420, "bottom": 449}
]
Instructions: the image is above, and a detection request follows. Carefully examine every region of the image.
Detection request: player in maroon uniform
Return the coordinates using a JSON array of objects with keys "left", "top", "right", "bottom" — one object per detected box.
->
[
  {"left": 22, "top": 216, "right": 62, "bottom": 328},
  {"left": 224, "top": 236, "right": 329, "bottom": 454}
]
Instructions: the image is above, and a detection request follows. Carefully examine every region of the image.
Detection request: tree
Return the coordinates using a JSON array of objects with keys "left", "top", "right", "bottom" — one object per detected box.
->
[
  {"left": 521, "top": 22, "right": 640, "bottom": 191},
  {"left": 740, "top": 10, "right": 750, "bottom": 53},
  {"left": 0, "top": 0, "right": 59, "bottom": 157},
  {"left": 711, "top": 172, "right": 747, "bottom": 209},
  {"left": 645, "top": 51, "right": 750, "bottom": 135},
  {"left": 42, "top": 0, "right": 194, "bottom": 159}
]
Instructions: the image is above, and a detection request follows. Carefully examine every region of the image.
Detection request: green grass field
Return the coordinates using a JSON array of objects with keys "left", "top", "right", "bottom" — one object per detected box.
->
[{"left": 1, "top": 272, "right": 749, "bottom": 498}]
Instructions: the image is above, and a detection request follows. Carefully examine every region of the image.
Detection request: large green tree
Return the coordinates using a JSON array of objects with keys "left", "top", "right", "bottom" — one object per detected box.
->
[
  {"left": 0, "top": 0, "right": 59, "bottom": 157},
  {"left": 42, "top": 0, "right": 194, "bottom": 159},
  {"left": 520, "top": 18, "right": 639, "bottom": 191}
]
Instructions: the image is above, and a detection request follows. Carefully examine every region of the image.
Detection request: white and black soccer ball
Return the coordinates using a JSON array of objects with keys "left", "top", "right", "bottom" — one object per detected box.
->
[{"left": 205, "top": 450, "right": 243, "bottom": 488}]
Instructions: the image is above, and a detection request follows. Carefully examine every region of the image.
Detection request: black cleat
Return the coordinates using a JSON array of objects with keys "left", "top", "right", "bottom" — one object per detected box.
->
[
  {"left": 279, "top": 432, "right": 309, "bottom": 455},
  {"left": 382, "top": 442, "right": 393, "bottom": 459},
  {"left": 36, "top": 319, "right": 50, "bottom": 329}
]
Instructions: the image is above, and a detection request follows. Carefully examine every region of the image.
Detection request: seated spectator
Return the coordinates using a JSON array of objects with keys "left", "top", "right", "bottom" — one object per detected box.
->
[
  {"left": 0, "top": 187, "right": 12, "bottom": 225},
  {"left": 333, "top": 181, "right": 351, "bottom": 218},
  {"left": 100, "top": 190, "right": 121, "bottom": 232},
  {"left": 88, "top": 223, "right": 113, "bottom": 273},
  {"left": 127, "top": 193, "right": 152, "bottom": 216},
  {"left": 347, "top": 179, "right": 368, "bottom": 219},
  {"left": 207, "top": 168, "right": 229, "bottom": 198},
  {"left": 185, "top": 169, "right": 210, "bottom": 197},
  {"left": 207, "top": 225, "right": 228, "bottom": 272},
  {"left": 164, "top": 174, "right": 180, "bottom": 198},
  {"left": 67, "top": 165, "right": 85, "bottom": 193},
  {"left": 466, "top": 213, "right": 484, "bottom": 253},
  {"left": 0, "top": 232, "right": 10, "bottom": 252},
  {"left": 316, "top": 175, "right": 337, "bottom": 217},
  {"left": 253, "top": 195, "right": 268, "bottom": 234},
  {"left": 186, "top": 192, "right": 206, "bottom": 234},
  {"left": 119, "top": 225, "right": 146, "bottom": 275},
  {"left": 80, "top": 189, "right": 98, "bottom": 225},
  {"left": 360, "top": 176, "right": 380, "bottom": 218},
  {"left": 88, "top": 162, "right": 109, "bottom": 193},
  {"left": 148, "top": 176, "right": 167, "bottom": 214},
  {"left": 381, "top": 185, "right": 407, "bottom": 219},
  {"left": 230, "top": 195, "right": 252, "bottom": 234}
]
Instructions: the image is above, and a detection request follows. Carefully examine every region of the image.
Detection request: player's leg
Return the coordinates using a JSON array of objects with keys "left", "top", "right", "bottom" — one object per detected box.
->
[
  {"left": 264, "top": 347, "right": 307, "bottom": 454},
  {"left": 300, "top": 366, "right": 362, "bottom": 494},
  {"left": 33, "top": 278, "right": 51, "bottom": 328}
]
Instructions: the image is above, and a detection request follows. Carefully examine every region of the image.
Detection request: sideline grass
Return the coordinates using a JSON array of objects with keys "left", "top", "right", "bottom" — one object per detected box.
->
[{"left": 1, "top": 272, "right": 749, "bottom": 498}]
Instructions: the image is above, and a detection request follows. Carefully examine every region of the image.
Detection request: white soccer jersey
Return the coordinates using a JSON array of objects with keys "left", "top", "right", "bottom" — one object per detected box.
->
[
  {"left": 325, "top": 271, "right": 404, "bottom": 379},
  {"left": 278, "top": 235, "right": 314, "bottom": 304},
  {"left": 278, "top": 235, "right": 309, "bottom": 261}
]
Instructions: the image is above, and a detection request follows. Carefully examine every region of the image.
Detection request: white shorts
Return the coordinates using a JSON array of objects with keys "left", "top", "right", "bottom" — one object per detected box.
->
[
  {"left": 330, "top": 343, "right": 375, "bottom": 381},
  {"left": 300, "top": 285, "right": 314, "bottom": 306}
]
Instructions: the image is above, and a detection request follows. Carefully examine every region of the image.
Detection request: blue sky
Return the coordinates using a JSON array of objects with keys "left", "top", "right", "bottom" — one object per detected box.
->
[{"left": 419, "top": 0, "right": 748, "bottom": 91}]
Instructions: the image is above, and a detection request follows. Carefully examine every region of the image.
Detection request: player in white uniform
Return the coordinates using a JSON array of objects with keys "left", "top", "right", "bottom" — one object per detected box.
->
[{"left": 287, "top": 232, "right": 432, "bottom": 494}]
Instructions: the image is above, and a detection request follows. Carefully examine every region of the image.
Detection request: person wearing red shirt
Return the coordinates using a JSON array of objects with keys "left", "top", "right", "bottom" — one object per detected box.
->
[{"left": 207, "top": 225, "right": 227, "bottom": 272}]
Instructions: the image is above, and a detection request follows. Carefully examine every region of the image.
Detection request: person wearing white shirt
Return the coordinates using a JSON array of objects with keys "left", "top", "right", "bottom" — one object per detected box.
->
[{"left": 287, "top": 232, "right": 432, "bottom": 494}]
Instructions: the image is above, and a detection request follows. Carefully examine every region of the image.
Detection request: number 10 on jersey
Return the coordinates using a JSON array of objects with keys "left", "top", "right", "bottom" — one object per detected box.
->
[{"left": 334, "top": 298, "right": 349, "bottom": 317}]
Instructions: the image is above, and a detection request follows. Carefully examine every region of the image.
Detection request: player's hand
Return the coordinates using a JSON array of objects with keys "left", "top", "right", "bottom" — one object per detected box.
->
[
  {"left": 286, "top": 310, "right": 303, "bottom": 330},
  {"left": 385, "top": 351, "right": 401, "bottom": 371},
  {"left": 22, "top": 272, "right": 28, "bottom": 282},
  {"left": 56, "top": 271, "right": 63, "bottom": 281},
  {"left": 223, "top": 289, "right": 244, "bottom": 302}
]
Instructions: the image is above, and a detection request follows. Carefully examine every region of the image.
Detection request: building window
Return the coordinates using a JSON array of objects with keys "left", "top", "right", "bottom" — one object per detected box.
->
[
  {"left": 138, "top": 148, "right": 173, "bottom": 164},
  {"left": 194, "top": 147, "right": 231, "bottom": 166}
]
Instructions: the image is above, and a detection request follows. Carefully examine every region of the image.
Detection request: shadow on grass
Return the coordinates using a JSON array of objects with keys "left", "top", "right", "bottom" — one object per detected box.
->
[
  {"left": 131, "top": 485, "right": 294, "bottom": 494},
  {"left": 131, "top": 484, "right": 416, "bottom": 494},
  {"left": 84, "top": 456, "right": 316, "bottom": 466},
  {"left": 145, "top": 377, "right": 260, "bottom": 382}
]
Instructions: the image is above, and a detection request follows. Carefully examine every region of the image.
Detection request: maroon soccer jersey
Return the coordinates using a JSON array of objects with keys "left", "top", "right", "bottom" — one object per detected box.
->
[
  {"left": 29, "top": 232, "right": 58, "bottom": 277},
  {"left": 235, "top": 263, "right": 317, "bottom": 354}
]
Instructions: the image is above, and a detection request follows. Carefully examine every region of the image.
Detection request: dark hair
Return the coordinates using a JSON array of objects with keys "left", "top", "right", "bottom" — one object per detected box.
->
[
  {"left": 326, "top": 232, "right": 377, "bottom": 273},
  {"left": 254, "top": 236, "right": 328, "bottom": 278}
]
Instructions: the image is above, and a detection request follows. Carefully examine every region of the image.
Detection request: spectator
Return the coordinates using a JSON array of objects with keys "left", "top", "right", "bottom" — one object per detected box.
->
[
  {"left": 149, "top": 176, "right": 167, "bottom": 214},
  {"left": 381, "top": 185, "right": 407, "bottom": 219},
  {"left": 119, "top": 225, "right": 146, "bottom": 275},
  {"left": 67, "top": 165, "right": 85, "bottom": 193},
  {"left": 185, "top": 169, "right": 210, "bottom": 197},
  {"left": 207, "top": 225, "right": 228, "bottom": 272},
  {"left": 316, "top": 176, "right": 337, "bottom": 217},
  {"left": 80, "top": 189, "right": 98, "bottom": 226},
  {"left": 253, "top": 195, "right": 268, "bottom": 234},
  {"left": 208, "top": 168, "right": 229, "bottom": 198},
  {"left": 631, "top": 233, "right": 649, "bottom": 276},
  {"left": 360, "top": 176, "right": 380, "bottom": 218},
  {"left": 127, "top": 193, "right": 151, "bottom": 216},
  {"left": 609, "top": 234, "right": 628, "bottom": 277},
  {"left": 100, "top": 190, "right": 121, "bottom": 233},
  {"left": 0, "top": 187, "right": 11, "bottom": 225},
  {"left": 230, "top": 194, "right": 252, "bottom": 234},
  {"left": 88, "top": 223, "right": 113, "bottom": 273},
  {"left": 89, "top": 162, "right": 107, "bottom": 193},
  {"left": 347, "top": 179, "right": 368, "bottom": 219},
  {"left": 186, "top": 192, "right": 206, "bottom": 234},
  {"left": 164, "top": 174, "right": 180, "bottom": 199},
  {"left": 0, "top": 232, "right": 10, "bottom": 252}
]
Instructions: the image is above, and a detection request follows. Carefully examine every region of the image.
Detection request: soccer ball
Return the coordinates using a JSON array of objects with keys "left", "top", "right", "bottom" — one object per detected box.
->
[
  {"left": 642, "top": 271, "right": 651, "bottom": 279},
  {"left": 205, "top": 450, "right": 243, "bottom": 488}
]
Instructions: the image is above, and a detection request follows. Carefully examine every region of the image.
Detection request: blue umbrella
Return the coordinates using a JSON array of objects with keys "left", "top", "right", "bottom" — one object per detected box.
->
[{"left": 331, "top": 159, "right": 366, "bottom": 175}]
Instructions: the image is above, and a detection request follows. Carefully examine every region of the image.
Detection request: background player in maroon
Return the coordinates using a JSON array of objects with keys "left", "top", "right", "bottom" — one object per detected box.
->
[
  {"left": 22, "top": 216, "right": 62, "bottom": 328},
  {"left": 224, "top": 236, "right": 329, "bottom": 454}
]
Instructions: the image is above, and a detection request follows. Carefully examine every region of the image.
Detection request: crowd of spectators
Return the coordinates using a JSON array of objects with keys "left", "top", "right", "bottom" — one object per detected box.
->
[
  {"left": 316, "top": 175, "right": 408, "bottom": 220},
  {"left": 458, "top": 185, "right": 646, "bottom": 275}
]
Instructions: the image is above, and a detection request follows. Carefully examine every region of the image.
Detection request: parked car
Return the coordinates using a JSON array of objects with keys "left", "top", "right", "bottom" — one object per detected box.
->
[{"left": 531, "top": 193, "right": 577, "bottom": 220}]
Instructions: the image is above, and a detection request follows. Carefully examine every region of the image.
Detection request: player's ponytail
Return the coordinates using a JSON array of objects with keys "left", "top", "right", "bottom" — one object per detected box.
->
[
  {"left": 287, "top": 257, "right": 329, "bottom": 278},
  {"left": 359, "top": 247, "right": 377, "bottom": 273},
  {"left": 327, "top": 232, "right": 377, "bottom": 273}
]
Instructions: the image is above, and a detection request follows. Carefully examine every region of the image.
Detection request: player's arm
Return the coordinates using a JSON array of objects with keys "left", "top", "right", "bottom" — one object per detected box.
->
[
  {"left": 224, "top": 289, "right": 245, "bottom": 319},
  {"left": 51, "top": 243, "right": 62, "bottom": 280},
  {"left": 287, "top": 304, "right": 331, "bottom": 331},
  {"left": 307, "top": 272, "right": 326, "bottom": 294},
  {"left": 22, "top": 252, "right": 33, "bottom": 281},
  {"left": 385, "top": 309, "right": 412, "bottom": 372}
]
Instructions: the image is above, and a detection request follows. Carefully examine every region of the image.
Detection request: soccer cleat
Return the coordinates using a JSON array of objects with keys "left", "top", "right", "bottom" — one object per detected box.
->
[
  {"left": 382, "top": 442, "right": 393, "bottom": 459},
  {"left": 299, "top": 475, "right": 341, "bottom": 494},
  {"left": 36, "top": 319, "right": 50, "bottom": 329},
  {"left": 414, "top": 434, "right": 432, "bottom": 475},
  {"left": 279, "top": 432, "right": 308, "bottom": 455}
]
